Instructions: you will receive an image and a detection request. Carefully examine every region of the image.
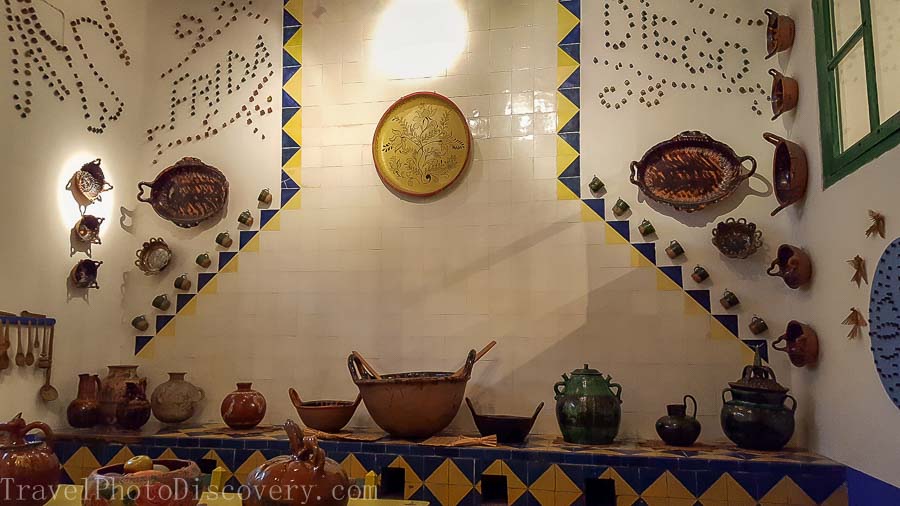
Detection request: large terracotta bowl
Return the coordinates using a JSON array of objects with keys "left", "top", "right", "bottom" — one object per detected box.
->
[{"left": 83, "top": 459, "right": 201, "bottom": 506}]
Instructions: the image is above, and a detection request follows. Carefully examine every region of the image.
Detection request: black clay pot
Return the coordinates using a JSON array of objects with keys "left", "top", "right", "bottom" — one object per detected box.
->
[
  {"left": 721, "top": 391, "right": 796, "bottom": 451},
  {"left": 655, "top": 395, "right": 701, "bottom": 447}
]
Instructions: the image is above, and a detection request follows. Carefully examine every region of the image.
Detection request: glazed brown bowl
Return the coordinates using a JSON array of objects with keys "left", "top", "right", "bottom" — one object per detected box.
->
[
  {"left": 711, "top": 218, "right": 763, "bottom": 259},
  {"left": 465, "top": 398, "right": 543, "bottom": 445},
  {"left": 83, "top": 459, "right": 201, "bottom": 506},
  {"left": 289, "top": 388, "right": 361, "bottom": 433}
]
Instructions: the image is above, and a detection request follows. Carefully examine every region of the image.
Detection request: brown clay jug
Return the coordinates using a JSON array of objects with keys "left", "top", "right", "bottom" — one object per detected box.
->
[
  {"left": 773, "top": 320, "right": 819, "bottom": 367},
  {"left": 116, "top": 380, "right": 152, "bottom": 430},
  {"left": 99, "top": 365, "right": 144, "bottom": 425},
  {"left": 67, "top": 374, "right": 102, "bottom": 428},
  {"left": 221, "top": 382, "right": 267, "bottom": 429},
  {"left": 767, "top": 244, "right": 812, "bottom": 289},
  {"left": 245, "top": 420, "right": 350, "bottom": 506},
  {"left": 0, "top": 414, "right": 60, "bottom": 506}
]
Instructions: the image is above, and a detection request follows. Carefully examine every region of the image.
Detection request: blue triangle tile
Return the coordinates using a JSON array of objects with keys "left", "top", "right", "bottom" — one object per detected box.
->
[
  {"left": 282, "top": 65, "right": 300, "bottom": 86},
  {"left": 283, "top": 49, "right": 300, "bottom": 68},
  {"left": 418, "top": 486, "right": 439, "bottom": 505},
  {"left": 608, "top": 220, "right": 630, "bottom": 242},
  {"left": 240, "top": 230, "right": 259, "bottom": 249},
  {"left": 282, "top": 25, "right": 300, "bottom": 45},
  {"left": 749, "top": 472, "right": 783, "bottom": 501},
  {"left": 282, "top": 106, "right": 300, "bottom": 126},
  {"left": 559, "top": 132, "right": 580, "bottom": 152},
  {"left": 155, "top": 315, "right": 174, "bottom": 333},
  {"left": 560, "top": 42, "right": 580, "bottom": 64},
  {"left": 583, "top": 198, "right": 605, "bottom": 220},
  {"left": 282, "top": 130, "right": 300, "bottom": 149},
  {"left": 135, "top": 335, "right": 153, "bottom": 355},
  {"left": 282, "top": 90, "right": 300, "bottom": 108},
  {"left": 283, "top": 10, "right": 300, "bottom": 28},
  {"left": 695, "top": 470, "right": 726, "bottom": 498},
  {"left": 560, "top": 111, "right": 580, "bottom": 133},
  {"left": 659, "top": 265, "right": 683, "bottom": 287},
  {"left": 54, "top": 441, "right": 80, "bottom": 468},
  {"left": 686, "top": 289, "right": 711, "bottom": 312},
  {"left": 559, "top": 86, "right": 580, "bottom": 108},
  {"left": 712, "top": 314, "right": 739, "bottom": 337},
  {"left": 742, "top": 339, "right": 768, "bottom": 362},
  {"left": 260, "top": 209, "right": 279, "bottom": 228},
  {"left": 281, "top": 169, "right": 300, "bottom": 189},
  {"left": 669, "top": 469, "right": 698, "bottom": 497},
  {"left": 560, "top": 66, "right": 580, "bottom": 91},
  {"left": 218, "top": 251, "right": 238, "bottom": 271},
  {"left": 176, "top": 293, "right": 195, "bottom": 313},
  {"left": 560, "top": 0, "right": 581, "bottom": 20},
  {"left": 197, "top": 272, "right": 216, "bottom": 291},
  {"left": 633, "top": 242, "right": 657, "bottom": 264},
  {"left": 631, "top": 499, "right": 649, "bottom": 506},
  {"left": 525, "top": 461, "right": 554, "bottom": 486},
  {"left": 614, "top": 466, "right": 642, "bottom": 498},
  {"left": 637, "top": 466, "right": 667, "bottom": 494},
  {"left": 560, "top": 23, "right": 581, "bottom": 46},
  {"left": 281, "top": 186, "right": 300, "bottom": 206},
  {"left": 558, "top": 155, "right": 580, "bottom": 178},
  {"left": 281, "top": 146, "right": 300, "bottom": 166},
  {"left": 59, "top": 471, "right": 74, "bottom": 485},
  {"left": 789, "top": 472, "right": 846, "bottom": 503},
  {"left": 559, "top": 176, "right": 580, "bottom": 198}
]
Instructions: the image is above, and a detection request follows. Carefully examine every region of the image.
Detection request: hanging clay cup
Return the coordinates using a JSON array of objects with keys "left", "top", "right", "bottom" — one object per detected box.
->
[
  {"left": 767, "top": 244, "right": 813, "bottom": 289},
  {"left": 67, "top": 374, "right": 102, "bottom": 428},
  {"left": 769, "top": 69, "right": 799, "bottom": 120},
  {"left": 221, "top": 382, "right": 267, "bottom": 430},
  {"left": 116, "top": 380, "right": 152, "bottom": 430},
  {"left": 765, "top": 9, "right": 796, "bottom": 59},
  {"left": 764, "top": 133, "right": 808, "bottom": 216},
  {"left": 691, "top": 265, "right": 709, "bottom": 283},
  {"left": 773, "top": 320, "right": 819, "bottom": 367},
  {"left": 99, "top": 365, "right": 144, "bottom": 425},
  {"left": 151, "top": 373, "right": 205, "bottom": 425},
  {"left": 655, "top": 395, "right": 701, "bottom": 447}
]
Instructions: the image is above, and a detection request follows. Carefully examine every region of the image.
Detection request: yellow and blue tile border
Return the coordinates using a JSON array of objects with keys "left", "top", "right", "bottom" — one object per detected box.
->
[
  {"left": 134, "top": 0, "right": 303, "bottom": 357},
  {"left": 52, "top": 426, "right": 848, "bottom": 506},
  {"left": 555, "top": 0, "right": 767, "bottom": 361}
]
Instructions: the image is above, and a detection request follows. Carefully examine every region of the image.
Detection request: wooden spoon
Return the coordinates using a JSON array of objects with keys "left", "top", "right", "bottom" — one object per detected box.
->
[
  {"left": 452, "top": 340, "right": 497, "bottom": 378},
  {"left": 39, "top": 326, "right": 58, "bottom": 402},
  {"left": 351, "top": 351, "right": 382, "bottom": 380},
  {"left": 37, "top": 324, "right": 50, "bottom": 369},
  {"left": 24, "top": 320, "right": 35, "bottom": 366},
  {"left": 0, "top": 319, "right": 10, "bottom": 370},
  {"left": 14, "top": 321, "right": 25, "bottom": 367}
]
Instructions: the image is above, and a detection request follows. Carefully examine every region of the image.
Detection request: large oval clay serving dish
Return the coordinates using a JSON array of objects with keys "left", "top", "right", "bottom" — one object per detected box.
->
[
  {"left": 137, "top": 157, "right": 229, "bottom": 228},
  {"left": 630, "top": 131, "right": 756, "bottom": 212},
  {"left": 373, "top": 91, "right": 472, "bottom": 198}
]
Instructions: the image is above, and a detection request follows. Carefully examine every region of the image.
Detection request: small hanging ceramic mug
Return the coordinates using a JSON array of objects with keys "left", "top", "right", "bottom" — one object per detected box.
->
[
  {"left": 720, "top": 289, "right": 740, "bottom": 309},
  {"left": 196, "top": 253, "right": 212, "bottom": 268},
  {"left": 152, "top": 294, "right": 171, "bottom": 311},
  {"left": 665, "top": 240, "right": 684, "bottom": 259},
  {"left": 612, "top": 198, "right": 630, "bottom": 217},
  {"left": 691, "top": 265, "right": 709, "bottom": 283},
  {"left": 589, "top": 176, "right": 604, "bottom": 193},
  {"left": 258, "top": 188, "right": 273, "bottom": 205},
  {"left": 238, "top": 210, "right": 254, "bottom": 227},
  {"left": 174, "top": 274, "right": 192, "bottom": 291},
  {"left": 638, "top": 219, "right": 655, "bottom": 236},
  {"left": 749, "top": 315, "right": 769, "bottom": 335},
  {"left": 131, "top": 315, "right": 149, "bottom": 332},
  {"left": 216, "top": 232, "right": 233, "bottom": 248}
]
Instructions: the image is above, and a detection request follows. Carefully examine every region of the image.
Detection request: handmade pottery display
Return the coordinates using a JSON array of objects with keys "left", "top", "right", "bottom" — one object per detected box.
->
[
  {"left": 137, "top": 157, "right": 229, "bottom": 228},
  {"left": 348, "top": 344, "right": 491, "bottom": 439},
  {"left": 99, "top": 365, "right": 145, "bottom": 425},
  {"left": 373, "top": 91, "right": 472, "bottom": 198},
  {"left": 289, "top": 388, "right": 361, "bottom": 433},
  {"left": 773, "top": 321, "right": 819, "bottom": 367},
  {"left": 465, "top": 397, "right": 544, "bottom": 445},
  {"left": 70, "top": 259, "right": 103, "bottom": 289},
  {"left": 66, "top": 158, "right": 113, "bottom": 206},
  {"left": 764, "top": 133, "right": 808, "bottom": 216},
  {"left": 67, "top": 374, "right": 102, "bottom": 428},
  {"left": 612, "top": 198, "right": 630, "bottom": 216},
  {"left": 655, "top": 395, "right": 701, "bottom": 447},
  {"left": 221, "top": 382, "right": 267, "bottom": 430},
  {"left": 84, "top": 459, "right": 201, "bottom": 506},
  {"left": 749, "top": 315, "right": 769, "bottom": 335},
  {"left": 0, "top": 414, "right": 60, "bottom": 506},
  {"left": 712, "top": 218, "right": 763, "bottom": 259},
  {"left": 589, "top": 176, "right": 604, "bottom": 192},
  {"left": 245, "top": 420, "right": 350, "bottom": 506},
  {"left": 116, "top": 381, "right": 152, "bottom": 430},
  {"left": 73, "top": 215, "right": 105, "bottom": 244},
  {"left": 691, "top": 265, "right": 710, "bottom": 282},
  {"left": 721, "top": 348, "right": 796, "bottom": 451},
  {"left": 152, "top": 373, "right": 205, "bottom": 425},
  {"left": 135, "top": 237, "right": 172, "bottom": 275},
  {"left": 638, "top": 219, "right": 655, "bottom": 236},
  {"left": 765, "top": 8, "right": 795, "bottom": 58},
  {"left": 720, "top": 289, "right": 740, "bottom": 309},
  {"left": 665, "top": 240, "right": 684, "bottom": 258},
  {"left": 769, "top": 69, "right": 799, "bottom": 120},
  {"left": 554, "top": 364, "right": 623, "bottom": 444},
  {"left": 767, "top": 244, "right": 813, "bottom": 289},
  {"left": 238, "top": 210, "right": 254, "bottom": 226},
  {"left": 630, "top": 131, "right": 756, "bottom": 212},
  {"left": 258, "top": 188, "right": 273, "bottom": 205}
]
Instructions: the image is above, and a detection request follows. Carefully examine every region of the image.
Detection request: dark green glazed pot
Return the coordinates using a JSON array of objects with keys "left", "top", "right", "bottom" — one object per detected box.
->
[
  {"left": 554, "top": 364, "right": 622, "bottom": 444},
  {"left": 655, "top": 394, "right": 701, "bottom": 447}
]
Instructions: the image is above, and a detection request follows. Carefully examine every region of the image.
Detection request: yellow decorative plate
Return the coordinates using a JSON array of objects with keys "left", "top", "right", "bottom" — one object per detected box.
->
[{"left": 373, "top": 92, "right": 472, "bottom": 197}]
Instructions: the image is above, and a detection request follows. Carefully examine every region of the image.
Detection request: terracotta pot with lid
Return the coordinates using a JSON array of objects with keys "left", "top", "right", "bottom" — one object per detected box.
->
[
  {"left": 0, "top": 414, "right": 60, "bottom": 506},
  {"left": 767, "top": 244, "right": 813, "bottom": 289},
  {"left": 764, "top": 133, "right": 808, "bottom": 216}
]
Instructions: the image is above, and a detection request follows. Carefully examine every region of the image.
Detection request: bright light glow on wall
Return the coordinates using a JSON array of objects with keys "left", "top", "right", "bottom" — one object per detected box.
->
[
  {"left": 372, "top": 0, "right": 468, "bottom": 79},
  {"left": 56, "top": 152, "right": 114, "bottom": 228}
]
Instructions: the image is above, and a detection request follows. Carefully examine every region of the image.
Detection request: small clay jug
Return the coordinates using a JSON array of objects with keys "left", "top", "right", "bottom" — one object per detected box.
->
[
  {"left": 0, "top": 414, "right": 60, "bottom": 506},
  {"left": 67, "top": 374, "right": 102, "bottom": 428},
  {"left": 222, "top": 382, "right": 267, "bottom": 430},
  {"left": 151, "top": 373, "right": 205, "bottom": 425},
  {"left": 655, "top": 395, "right": 701, "bottom": 447},
  {"left": 767, "top": 244, "right": 812, "bottom": 289},
  {"left": 99, "top": 365, "right": 144, "bottom": 425},
  {"left": 116, "top": 380, "right": 151, "bottom": 430},
  {"left": 773, "top": 320, "right": 819, "bottom": 367}
]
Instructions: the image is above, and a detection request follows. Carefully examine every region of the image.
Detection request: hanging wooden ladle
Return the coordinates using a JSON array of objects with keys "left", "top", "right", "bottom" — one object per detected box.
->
[
  {"left": 39, "top": 326, "right": 58, "bottom": 402},
  {"left": 451, "top": 340, "right": 497, "bottom": 379}
]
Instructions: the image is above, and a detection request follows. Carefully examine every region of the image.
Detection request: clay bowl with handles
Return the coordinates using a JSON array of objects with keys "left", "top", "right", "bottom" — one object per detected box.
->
[
  {"left": 764, "top": 133, "right": 808, "bottom": 216},
  {"left": 465, "top": 397, "right": 544, "bottom": 445},
  {"left": 767, "top": 244, "right": 813, "bottom": 289},
  {"left": 766, "top": 8, "right": 796, "bottom": 59},
  {"left": 773, "top": 320, "right": 819, "bottom": 367},
  {"left": 770, "top": 69, "right": 799, "bottom": 120},
  {"left": 288, "top": 388, "right": 361, "bottom": 433}
]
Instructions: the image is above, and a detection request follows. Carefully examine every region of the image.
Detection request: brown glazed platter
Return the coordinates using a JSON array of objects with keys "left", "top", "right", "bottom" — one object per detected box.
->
[
  {"left": 712, "top": 218, "right": 763, "bottom": 259},
  {"left": 137, "top": 157, "right": 229, "bottom": 228},
  {"left": 630, "top": 131, "right": 757, "bottom": 212},
  {"left": 764, "top": 133, "right": 808, "bottom": 216}
]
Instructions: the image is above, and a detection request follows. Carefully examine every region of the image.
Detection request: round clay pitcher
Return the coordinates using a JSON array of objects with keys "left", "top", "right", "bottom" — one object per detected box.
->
[
  {"left": 221, "top": 382, "right": 267, "bottom": 429},
  {"left": 0, "top": 414, "right": 60, "bottom": 506},
  {"left": 151, "top": 372, "right": 205, "bottom": 425},
  {"left": 67, "top": 374, "right": 102, "bottom": 428},
  {"left": 773, "top": 320, "right": 819, "bottom": 367},
  {"left": 99, "top": 365, "right": 144, "bottom": 425}
]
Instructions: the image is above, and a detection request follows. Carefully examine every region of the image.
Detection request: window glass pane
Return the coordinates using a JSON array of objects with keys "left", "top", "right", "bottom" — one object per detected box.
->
[
  {"left": 836, "top": 40, "right": 871, "bottom": 150},
  {"left": 872, "top": 0, "right": 900, "bottom": 122},
  {"left": 833, "top": 0, "right": 862, "bottom": 49}
]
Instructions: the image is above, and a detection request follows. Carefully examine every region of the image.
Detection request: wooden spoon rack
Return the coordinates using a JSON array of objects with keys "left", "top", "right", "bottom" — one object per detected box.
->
[{"left": 0, "top": 312, "right": 59, "bottom": 402}]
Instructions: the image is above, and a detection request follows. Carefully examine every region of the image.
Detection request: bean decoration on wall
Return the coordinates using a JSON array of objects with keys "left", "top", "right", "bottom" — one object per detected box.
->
[
  {"left": 591, "top": 0, "right": 767, "bottom": 114},
  {"left": 4, "top": 0, "right": 131, "bottom": 133},
  {"left": 144, "top": 1, "right": 273, "bottom": 164},
  {"left": 870, "top": 238, "right": 900, "bottom": 409}
]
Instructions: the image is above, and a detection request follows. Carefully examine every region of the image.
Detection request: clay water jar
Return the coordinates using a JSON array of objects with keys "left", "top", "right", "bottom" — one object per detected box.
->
[
  {"left": 84, "top": 459, "right": 201, "bottom": 506},
  {"left": 67, "top": 373, "right": 102, "bottom": 428},
  {"left": 773, "top": 320, "right": 819, "bottom": 367},
  {"left": 221, "top": 382, "right": 267, "bottom": 429},
  {"left": 655, "top": 395, "right": 701, "bottom": 447},
  {"left": 0, "top": 414, "right": 60, "bottom": 506},
  {"left": 116, "top": 380, "right": 152, "bottom": 430},
  {"left": 100, "top": 365, "right": 144, "bottom": 425},
  {"left": 770, "top": 69, "right": 799, "bottom": 120},
  {"left": 152, "top": 373, "right": 205, "bottom": 425},
  {"left": 765, "top": 8, "right": 796, "bottom": 59},
  {"left": 554, "top": 364, "right": 623, "bottom": 444},
  {"left": 289, "top": 388, "right": 361, "bottom": 433},
  {"left": 764, "top": 133, "right": 808, "bottom": 216},
  {"left": 465, "top": 397, "right": 544, "bottom": 445},
  {"left": 767, "top": 244, "right": 813, "bottom": 289}
]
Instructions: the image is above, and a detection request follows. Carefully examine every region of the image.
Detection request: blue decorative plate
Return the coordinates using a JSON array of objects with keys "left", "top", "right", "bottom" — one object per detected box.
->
[{"left": 870, "top": 237, "right": 900, "bottom": 409}]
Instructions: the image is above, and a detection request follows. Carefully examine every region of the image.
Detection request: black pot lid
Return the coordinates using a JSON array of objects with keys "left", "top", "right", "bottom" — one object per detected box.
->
[
  {"left": 571, "top": 363, "right": 602, "bottom": 375},
  {"left": 729, "top": 346, "right": 788, "bottom": 393}
]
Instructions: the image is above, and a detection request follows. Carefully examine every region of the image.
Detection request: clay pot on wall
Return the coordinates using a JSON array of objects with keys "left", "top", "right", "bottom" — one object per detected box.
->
[
  {"left": 764, "top": 133, "right": 808, "bottom": 216},
  {"left": 99, "top": 365, "right": 144, "bottom": 425},
  {"left": 0, "top": 414, "right": 60, "bottom": 506},
  {"left": 767, "top": 244, "right": 813, "bottom": 289},
  {"left": 765, "top": 9, "right": 796, "bottom": 59},
  {"left": 151, "top": 373, "right": 205, "bottom": 425},
  {"left": 222, "top": 383, "right": 267, "bottom": 430},
  {"left": 67, "top": 374, "right": 102, "bottom": 428},
  {"left": 769, "top": 69, "right": 799, "bottom": 120},
  {"left": 773, "top": 321, "right": 819, "bottom": 367},
  {"left": 116, "top": 381, "right": 152, "bottom": 430}
]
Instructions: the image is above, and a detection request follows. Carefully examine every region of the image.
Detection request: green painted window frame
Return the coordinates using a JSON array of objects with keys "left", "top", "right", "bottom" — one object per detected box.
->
[{"left": 813, "top": 0, "right": 900, "bottom": 187}]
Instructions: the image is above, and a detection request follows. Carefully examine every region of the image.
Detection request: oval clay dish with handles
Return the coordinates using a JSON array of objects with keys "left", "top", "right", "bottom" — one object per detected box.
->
[
  {"left": 137, "top": 157, "right": 229, "bottom": 228},
  {"left": 630, "top": 131, "right": 757, "bottom": 212},
  {"left": 764, "top": 132, "right": 808, "bottom": 216}
]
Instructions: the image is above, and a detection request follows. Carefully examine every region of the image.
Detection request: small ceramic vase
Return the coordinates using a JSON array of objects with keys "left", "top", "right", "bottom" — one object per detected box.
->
[
  {"left": 216, "top": 232, "right": 233, "bottom": 248},
  {"left": 174, "top": 274, "right": 192, "bottom": 291},
  {"left": 691, "top": 265, "right": 709, "bottom": 283},
  {"left": 665, "top": 240, "right": 684, "bottom": 259},
  {"left": 131, "top": 315, "right": 149, "bottom": 332},
  {"left": 655, "top": 395, "right": 701, "bottom": 447},
  {"left": 258, "top": 188, "right": 273, "bottom": 205},
  {"left": 720, "top": 289, "right": 740, "bottom": 309},
  {"left": 67, "top": 374, "right": 102, "bottom": 428},
  {"left": 116, "top": 381, "right": 151, "bottom": 430},
  {"left": 196, "top": 252, "right": 212, "bottom": 268},
  {"left": 589, "top": 176, "right": 604, "bottom": 193},
  {"left": 221, "top": 382, "right": 267, "bottom": 430},
  {"left": 151, "top": 373, "right": 205, "bottom": 425},
  {"left": 612, "top": 198, "right": 630, "bottom": 217},
  {"left": 238, "top": 210, "right": 255, "bottom": 227}
]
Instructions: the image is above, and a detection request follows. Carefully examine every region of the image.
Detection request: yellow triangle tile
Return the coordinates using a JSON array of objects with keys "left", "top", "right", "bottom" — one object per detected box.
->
[
  {"left": 557, "top": 2, "right": 579, "bottom": 42},
  {"left": 784, "top": 478, "right": 817, "bottom": 506},
  {"left": 284, "top": 68, "right": 302, "bottom": 102},
  {"left": 710, "top": 315, "right": 737, "bottom": 341},
  {"left": 698, "top": 501, "right": 726, "bottom": 506},
  {"left": 530, "top": 465, "right": 556, "bottom": 491},
  {"left": 199, "top": 276, "right": 218, "bottom": 295},
  {"left": 283, "top": 110, "right": 302, "bottom": 145},
  {"left": 631, "top": 249, "right": 655, "bottom": 267},
  {"left": 158, "top": 319, "right": 177, "bottom": 337},
  {"left": 665, "top": 471, "right": 696, "bottom": 499},
  {"left": 642, "top": 497, "right": 668, "bottom": 506},
  {"left": 556, "top": 135, "right": 579, "bottom": 176},
  {"left": 220, "top": 255, "right": 239, "bottom": 273},
  {"left": 106, "top": 446, "right": 135, "bottom": 466},
  {"left": 500, "top": 462, "right": 526, "bottom": 490},
  {"left": 642, "top": 474, "right": 668, "bottom": 497},
  {"left": 616, "top": 496, "right": 638, "bottom": 506},
  {"left": 725, "top": 473, "right": 756, "bottom": 505},
  {"left": 426, "top": 482, "right": 450, "bottom": 506},
  {"left": 389, "top": 455, "right": 422, "bottom": 483},
  {"left": 178, "top": 296, "right": 198, "bottom": 315},
  {"left": 508, "top": 486, "right": 527, "bottom": 505},
  {"left": 447, "top": 484, "right": 471, "bottom": 506},
  {"left": 556, "top": 49, "right": 578, "bottom": 80},
  {"left": 282, "top": 191, "right": 302, "bottom": 210},
  {"left": 262, "top": 212, "right": 281, "bottom": 231},
  {"left": 530, "top": 488, "right": 555, "bottom": 506},
  {"left": 605, "top": 222, "right": 630, "bottom": 244},
  {"left": 656, "top": 269, "right": 681, "bottom": 290},
  {"left": 448, "top": 459, "right": 471, "bottom": 487},
  {"left": 284, "top": 0, "right": 303, "bottom": 23},
  {"left": 241, "top": 233, "right": 261, "bottom": 253},
  {"left": 482, "top": 460, "right": 503, "bottom": 476},
  {"left": 555, "top": 490, "right": 581, "bottom": 506},
  {"left": 234, "top": 450, "right": 268, "bottom": 484},
  {"left": 203, "top": 450, "right": 233, "bottom": 474},
  {"left": 599, "top": 468, "right": 638, "bottom": 497},
  {"left": 285, "top": 27, "right": 302, "bottom": 49},
  {"left": 136, "top": 340, "right": 156, "bottom": 359},
  {"left": 341, "top": 454, "right": 369, "bottom": 480},
  {"left": 760, "top": 476, "right": 791, "bottom": 504},
  {"left": 700, "top": 474, "right": 729, "bottom": 501},
  {"left": 426, "top": 459, "right": 450, "bottom": 484},
  {"left": 283, "top": 150, "right": 302, "bottom": 180},
  {"left": 669, "top": 499, "right": 698, "bottom": 506},
  {"left": 580, "top": 201, "right": 603, "bottom": 222},
  {"left": 684, "top": 292, "right": 709, "bottom": 315},
  {"left": 557, "top": 91, "right": 578, "bottom": 133},
  {"left": 555, "top": 465, "right": 580, "bottom": 494},
  {"left": 556, "top": 180, "right": 579, "bottom": 200},
  {"left": 158, "top": 448, "right": 180, "bottom": 460},
  {"left": 821, "top": 484, "right": 848, "bottom": 506}
]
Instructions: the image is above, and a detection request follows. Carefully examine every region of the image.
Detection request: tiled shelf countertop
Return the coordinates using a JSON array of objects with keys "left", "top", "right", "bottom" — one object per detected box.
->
[{"left": 53, "top": 424, "right": 849, "bottom": 505}]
